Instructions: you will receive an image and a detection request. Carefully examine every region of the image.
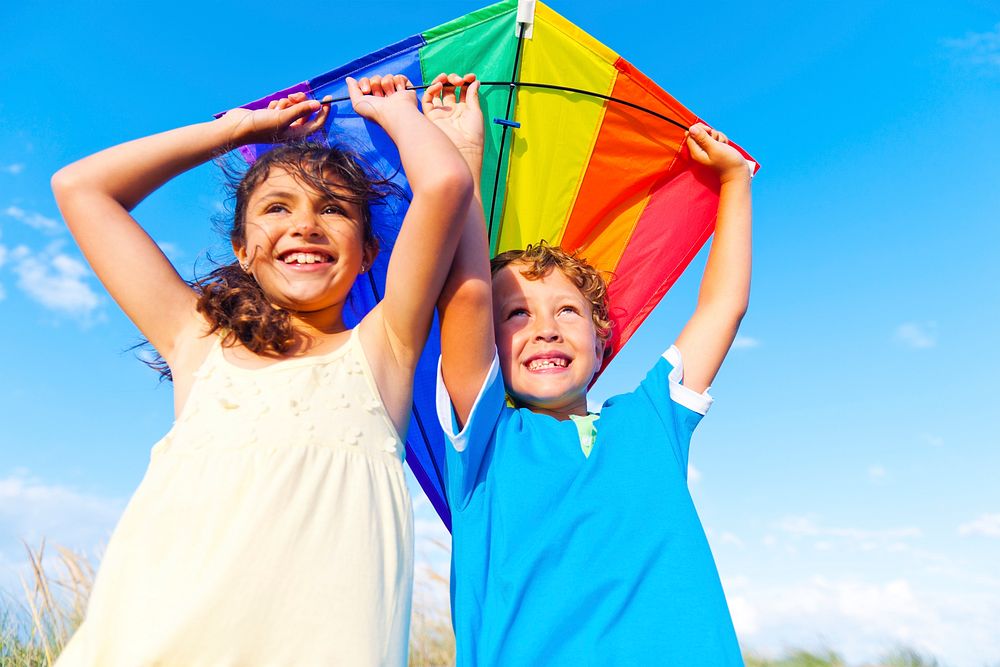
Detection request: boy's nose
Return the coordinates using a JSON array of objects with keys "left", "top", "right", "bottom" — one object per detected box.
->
[{"left": 532, "top": 318, "right": 561, "bottom": 342}]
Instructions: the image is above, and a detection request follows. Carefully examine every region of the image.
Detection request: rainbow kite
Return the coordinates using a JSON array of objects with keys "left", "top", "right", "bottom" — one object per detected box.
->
[{"left": 225, "top": 0, "right": 758, "bottom": 529}]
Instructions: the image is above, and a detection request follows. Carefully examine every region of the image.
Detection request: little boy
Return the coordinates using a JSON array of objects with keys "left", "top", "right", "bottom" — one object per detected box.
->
[{"left": 425, "top": 74, "right": 752, "bottom": 666}]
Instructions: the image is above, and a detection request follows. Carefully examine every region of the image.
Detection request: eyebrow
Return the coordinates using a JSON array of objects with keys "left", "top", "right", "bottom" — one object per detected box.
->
[
  {"left": 252, "top": 191, "right": 359, "bottom": 212},
  {"left": 252, "top": 190, "right": 298, "bottom": 203}
]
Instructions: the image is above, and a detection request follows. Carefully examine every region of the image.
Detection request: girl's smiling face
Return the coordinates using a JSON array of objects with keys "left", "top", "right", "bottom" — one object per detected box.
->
[
  {"left": 235, "top": 167, "right": 374, "bottom": 316},
  {"left": 492, "top": 263, "right": 605, "bottom": 419}
]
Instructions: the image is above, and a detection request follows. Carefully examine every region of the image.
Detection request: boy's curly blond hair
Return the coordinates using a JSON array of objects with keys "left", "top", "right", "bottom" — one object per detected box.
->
[{"left": 490, "top": 241, "right": 613, "bottom": 345}]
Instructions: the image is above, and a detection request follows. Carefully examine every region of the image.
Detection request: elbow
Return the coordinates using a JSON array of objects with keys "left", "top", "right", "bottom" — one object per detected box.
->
[
  {"left": 441, "top": 274, "right": 493, "bottom": 313},
  {"left": 50, "top": 164, "right": 87, "bottom": 209},
  {"left": 50, "top": 166, "right": 75, "bottom": 200},
  {"left": 424, "top": 161, "right": 474, "bottom": 208}
]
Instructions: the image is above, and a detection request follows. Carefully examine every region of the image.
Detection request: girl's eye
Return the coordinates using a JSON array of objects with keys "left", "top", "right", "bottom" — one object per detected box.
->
[
  {"left": 507, "top": 308, "right": 528, "bottom": 319},
  {"left": 322, "top": 205, "right": 345, "bottom": 216},
  {"left": 559, "top": 305, "right": 580, "bottom": 316},
  {"left": 265, "top": 203, "right": 288, "bottom": 214}
]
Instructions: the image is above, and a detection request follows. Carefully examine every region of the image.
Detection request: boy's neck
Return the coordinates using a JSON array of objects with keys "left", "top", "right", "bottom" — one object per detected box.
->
[{"left": 520, "top": 395, "right": 591, "bottom": 421}]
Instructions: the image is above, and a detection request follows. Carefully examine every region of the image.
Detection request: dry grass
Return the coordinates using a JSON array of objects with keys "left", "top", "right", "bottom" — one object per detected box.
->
[
  {"left": 0, "top": 541, "right": 958, "bottom": 667},
  {"left": 745, "top": 647, "right": 947, "bottom": 667},
  {"left": 409, "top": 540, "right": 456, "bottom": 666},
  {"left": 0, "top": 540, "right": 93, "bottom": 667}
]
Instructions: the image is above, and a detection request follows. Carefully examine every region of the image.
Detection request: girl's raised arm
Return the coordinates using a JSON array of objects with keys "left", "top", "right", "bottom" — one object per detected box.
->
[
  {"left": 673, "top": 123, "right": 753, "bottom": 392},
  {"left": 347, "top": 75, "right": 473, "bottom": 372},
  {"left": 50, "top": 97, "right": 329, "bottom": 365}
]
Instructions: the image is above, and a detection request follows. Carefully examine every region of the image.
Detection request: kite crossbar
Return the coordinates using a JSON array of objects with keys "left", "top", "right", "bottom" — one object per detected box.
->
[{"left": 313, "top": 81, "right": 690, "bottom": 132}]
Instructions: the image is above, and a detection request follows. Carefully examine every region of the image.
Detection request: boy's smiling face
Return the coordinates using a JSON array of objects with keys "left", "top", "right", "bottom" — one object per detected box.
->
[{"left": 492, "top": 263, "right": 604, "bottom": 419}]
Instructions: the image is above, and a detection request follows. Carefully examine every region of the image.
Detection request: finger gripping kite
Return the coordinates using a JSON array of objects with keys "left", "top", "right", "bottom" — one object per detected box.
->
[{"left": 217, "top": 0, "right": 759, "bottom": 530}]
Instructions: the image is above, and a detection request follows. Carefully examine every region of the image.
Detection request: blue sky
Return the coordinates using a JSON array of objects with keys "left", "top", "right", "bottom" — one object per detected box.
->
[{"left": 2, "top": 0, "right": 999, "bottom": 664}]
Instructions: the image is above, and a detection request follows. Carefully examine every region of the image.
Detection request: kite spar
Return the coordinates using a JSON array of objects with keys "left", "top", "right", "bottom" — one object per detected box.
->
[{"left": 223, "top": 0, "right": 758, "bottom": 529}]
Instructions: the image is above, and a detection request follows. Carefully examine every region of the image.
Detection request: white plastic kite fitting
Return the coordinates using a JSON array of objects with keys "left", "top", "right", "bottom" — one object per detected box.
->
[{"left": 516, "top": 0, "right": 536, "bottom": 39}]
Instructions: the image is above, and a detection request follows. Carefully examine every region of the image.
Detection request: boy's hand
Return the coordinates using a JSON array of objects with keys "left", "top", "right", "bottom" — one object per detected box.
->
[
  {"left": 221, "top": 92, "right": 332, "bottom": 146},
  {"left": 687, "top": 123, "right": 750, "bottom": 184},
  {"left": 346, "top": 74, "right": 420, "bottom": 127},
  {"left": 421, "top": 73, "right": 484, "bottom": 170}
]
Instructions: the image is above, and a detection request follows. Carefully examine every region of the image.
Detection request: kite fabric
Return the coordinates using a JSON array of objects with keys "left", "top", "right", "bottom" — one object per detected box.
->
[{"left": 223, "top": 0, "right": 759, "bottom": 530}]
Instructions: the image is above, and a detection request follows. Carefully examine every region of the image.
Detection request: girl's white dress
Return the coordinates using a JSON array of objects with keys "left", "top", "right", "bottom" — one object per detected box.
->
[{"left": 56, "top": 328, "right": 414, "bottom": 667}]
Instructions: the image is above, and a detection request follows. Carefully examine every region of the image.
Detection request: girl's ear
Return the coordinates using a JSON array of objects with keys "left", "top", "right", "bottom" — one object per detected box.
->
[
  {"left": 232, "top": 240, "right": 247, "bottom": 265},
  {"left": 362, "top": 242, "right": 379, "bottom": 273}
]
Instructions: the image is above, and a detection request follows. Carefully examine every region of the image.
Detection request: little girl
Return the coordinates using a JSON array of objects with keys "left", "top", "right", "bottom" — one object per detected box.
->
[{"left": 51, "top": 74, "right": 471, "bottom": 666}]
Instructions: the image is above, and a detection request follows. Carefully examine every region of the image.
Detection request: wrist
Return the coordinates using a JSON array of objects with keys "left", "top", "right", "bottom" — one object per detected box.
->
[
  {"left": 213, "top": 111, "right": 257, "bottom": 151},
  {"left": 457, "top": 146, "right": 484, "bottom": 172},
  {"left": 718, "top": 163, "right": 752, "bottom": 186},
  {"left": 374, "top": 104, "right": 425, "bottom": 136}
]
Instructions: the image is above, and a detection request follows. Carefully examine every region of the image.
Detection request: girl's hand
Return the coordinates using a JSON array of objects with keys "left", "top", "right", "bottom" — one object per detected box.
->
[
  {"left": 686, "top": 123, "right": 750, "bottom": 183},
  {"left": 221, "top": 92, "right": 332, "bottom": 146},
  {"left": 421, "top": 73, "right": 484, "bottom": 166},
  {"left": 346, "top": 74, "right": 419, "bottom": 127}
]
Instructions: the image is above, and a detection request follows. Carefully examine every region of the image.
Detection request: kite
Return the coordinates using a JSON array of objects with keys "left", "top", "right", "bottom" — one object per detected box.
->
[{"left": 224, "top": 0, "right": 759, "bottom": 529}]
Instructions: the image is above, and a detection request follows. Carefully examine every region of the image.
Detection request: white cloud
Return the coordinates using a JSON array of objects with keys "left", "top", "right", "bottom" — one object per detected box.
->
[
  {"left": 2, "top": 164, "right": 25, "bottom": 175},
  {"left": 410, "top": 488, "right": 452, "bottom": 615},
  {"left": 958, "top": 513, "right": 1000, "bottom": 538},
  {"left": 0, "top": 470, "right": 124, "bottom": 596},
  {"left": 4, "top": 205, "right": 61, "bottom": 233},
  {"left": 732, "top": 335, "right": 760, "bottom": 349},
  {"left": 9, "top": 244, "right": 101, "bottom": 317},
  {"left": 944, "top": 23, "right": 1000, "bottom": 69},
  {"left": 920, "top": 433, "right": 945, "bottom": 447},
  {"left": 894, "top": 322, "right": 937, "bottom": 349},
  {"left": 0, "top": 243, "right": 7, "bottom": 268},
  {"left": 157, "top": 241, "right": 184, "bottom": 263},
  {"left": 778, "top": 516, "right": 921, "bottom": 545},
  {"left": 868, "top": 464, "right": 886, "bottom": 481},
  {"left": 688, "top": 463, "right": 702, "bottom": 485},
  {"left": 720, "top": 531, "right": 745, "bottom": 548},
  {"left": 735, "top": 575, "right": 1000, "bottom": 667}
]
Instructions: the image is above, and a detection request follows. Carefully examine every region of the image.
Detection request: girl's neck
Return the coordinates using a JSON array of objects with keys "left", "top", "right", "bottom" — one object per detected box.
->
[{"left": 285, "top": 308, "right": 349, "bottom": 352}]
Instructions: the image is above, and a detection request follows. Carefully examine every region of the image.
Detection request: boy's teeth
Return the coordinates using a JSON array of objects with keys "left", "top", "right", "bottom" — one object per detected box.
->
[{"left": 529, "top": 358, "right": 567, "bottom": 370}]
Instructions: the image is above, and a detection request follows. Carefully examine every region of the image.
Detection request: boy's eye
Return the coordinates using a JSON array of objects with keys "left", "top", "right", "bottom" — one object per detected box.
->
[
  {"left": 559, "top": 305, "right": 580, "bottom": 316},
  {"left": 507, "top": 307, "right": 528, "bottom": 319}
]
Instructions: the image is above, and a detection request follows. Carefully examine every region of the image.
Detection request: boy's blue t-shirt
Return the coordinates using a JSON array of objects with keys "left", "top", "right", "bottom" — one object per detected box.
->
[{"left": 436, "top": 347, "right": 744, "bottom": 667}]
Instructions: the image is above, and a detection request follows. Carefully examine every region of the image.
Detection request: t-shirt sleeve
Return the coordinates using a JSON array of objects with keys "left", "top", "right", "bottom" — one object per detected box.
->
[
  {"left": 636, "top": 344, "right": 714, "bottom": 474},
  {"left": 435, "top": 352, "right": 506, "bottom": 510}
]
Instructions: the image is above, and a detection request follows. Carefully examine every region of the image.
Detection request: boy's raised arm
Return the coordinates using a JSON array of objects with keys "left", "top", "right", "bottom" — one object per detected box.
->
[
  {"left": 423, "top": 74, "right": 496, "bottom": 428},
  {"left": 348, "top": 75, "right": 474, "bottom": 371},
  {"left": 673, "top": 123, "right": 753, "bottom": 393}
]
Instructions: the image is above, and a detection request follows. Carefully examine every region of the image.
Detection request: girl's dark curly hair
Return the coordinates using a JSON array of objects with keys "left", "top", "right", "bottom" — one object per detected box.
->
[{"left": 144, "top": 142, "right": 398, "bottom": 381}]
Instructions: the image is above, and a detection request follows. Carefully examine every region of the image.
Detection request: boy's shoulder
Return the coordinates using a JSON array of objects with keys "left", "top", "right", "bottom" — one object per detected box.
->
[{"left": 598, "top": 346, "right": 712, "bottom": 419}]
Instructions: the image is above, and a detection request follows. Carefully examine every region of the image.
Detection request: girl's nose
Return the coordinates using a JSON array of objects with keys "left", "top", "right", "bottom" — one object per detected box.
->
[{"left": 291, "top": 215, "right": 323, "bottom": 238}]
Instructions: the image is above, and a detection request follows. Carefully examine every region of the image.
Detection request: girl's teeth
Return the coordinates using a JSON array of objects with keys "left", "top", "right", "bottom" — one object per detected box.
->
[{"left": 284, "top": 252, "right": 327, "bottom": 264}]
